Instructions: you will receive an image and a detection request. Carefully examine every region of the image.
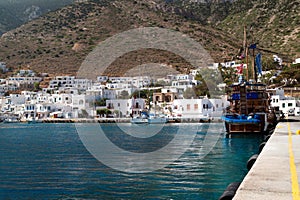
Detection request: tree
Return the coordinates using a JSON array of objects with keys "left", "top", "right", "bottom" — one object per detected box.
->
[
  {"left": 79, "top": 109, "right": 89, "bottom": 118},
  {"left": 194, "top": 67, "right": 225, "bottom": 97},
  {"left": 94, "top": 98, "right": 107, "bottom": 106},
  {"left": 33, "top": 82, "right": 40, "bottom": 91},
  {"left": 113, "top": 110, "right": 122, "bottom": 117},
  {"left": 118, "top": 90, "right": 129, "bottom": 99},
  {"left": 183, "top": 88, "right": 197, "bottom": 99},
  {"left": 96, "top": 108, "right": 112, "bottom": 117},
  {"left": 130, "top": 89, "right": 149, "bottom": 99}
]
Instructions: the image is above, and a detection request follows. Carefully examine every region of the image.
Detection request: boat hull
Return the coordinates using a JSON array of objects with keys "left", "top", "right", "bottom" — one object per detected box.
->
[
  {"left": 148, "top": 118, "right": 167, "bottom": 124},
  {"left": 224, "top": 122, "right": 264, "bottom": 133},
  {"left": 222, "top": 113, "right": 268, "bottom": 134},
  {"left": 131, "top": 118, "right": 148, "bottom": 124}
]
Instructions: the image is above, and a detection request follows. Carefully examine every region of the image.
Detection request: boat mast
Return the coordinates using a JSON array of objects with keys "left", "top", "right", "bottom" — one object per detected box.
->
[
  {"left": 240, "top": 25, "right": 248, "bottom": 115},
  {"left": 250, "top": 26, "right": 256, "bottom": 82},
  {"left": 244, "top": 26, "right": 249, "bottom": 82}
]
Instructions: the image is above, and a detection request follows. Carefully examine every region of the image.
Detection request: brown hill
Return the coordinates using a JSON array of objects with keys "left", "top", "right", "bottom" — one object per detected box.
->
[
  {"left": 1, "top": 0, "right": 298, "bottom": 78},
  {"left": 0, "top": 0, "right": 240, "bottom": 77}
]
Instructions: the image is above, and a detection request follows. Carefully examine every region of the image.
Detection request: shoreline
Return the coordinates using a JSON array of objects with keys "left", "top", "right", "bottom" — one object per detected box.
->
[{"left": 1, "top": 117, "right": 223, "bottom": 124}]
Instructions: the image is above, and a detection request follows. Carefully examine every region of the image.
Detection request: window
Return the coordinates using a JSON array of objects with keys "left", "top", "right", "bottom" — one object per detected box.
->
[
  {"left": 194, "top": 104, "right": 198, "bottom": 110},
  {"left": 282, "top": 103, "right": 285, "bottom": 108},
  {"left": 288, "top": 103, "right": 293, "bottom": 107},
  {"left": 187, "top": 104, "right": 190, "bottom": 111}
]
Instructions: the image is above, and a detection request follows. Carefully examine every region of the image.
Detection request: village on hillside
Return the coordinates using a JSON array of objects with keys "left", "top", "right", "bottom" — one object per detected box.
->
[{"left": 0, "top": 57, "right": 300, "bottom": 123}]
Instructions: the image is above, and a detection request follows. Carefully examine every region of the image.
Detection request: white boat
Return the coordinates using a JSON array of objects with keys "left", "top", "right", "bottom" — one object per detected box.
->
[
  {"left": 27, "top": 118, "right": 43, "bottom": 124},
  {"left": 147, "top": 114, "right": 167, "bottom": 124},
  {"left": 131, "top": 116, "right": 148, "bottom": 124},
  {"left": 3, "top": 117, "right": 20, "bottom": 123}
]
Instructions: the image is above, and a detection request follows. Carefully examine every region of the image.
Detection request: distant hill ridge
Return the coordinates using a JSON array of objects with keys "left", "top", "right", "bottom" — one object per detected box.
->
[{"left": 0, "top": 0, "right": 298, "bottom": 77}]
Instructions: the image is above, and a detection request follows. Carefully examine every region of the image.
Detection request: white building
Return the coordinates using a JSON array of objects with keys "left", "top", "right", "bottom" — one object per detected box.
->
[
  {"left": 106, "top": 98, "right": 146, "bottom": 117},
  {"left": 171, "top": 99, "right": 212, "bottom": 118},
  {"left": 171, "top": 80, "right": 196, "bottom": 91},
  {"left": 269, "top": 88, "right": 300, "bottom": 116},
  {"left": 0, "top": 62, "right": 8, "bottom": 73},
  {"left": 6, "top": 76, "right": 42, "bottom": 87},
  {"left": 17, "top": 69, "right": 35, "bottom": 77},
  {"left": 48, "top": 76, "right": 92, "bottom": 90},
  {"left": 48, "top": 76, "right": 75, "bottom": 89},
  {"left": 171, "top": 97, "right": 228, "bottom": 118},
  {"left": 271, "top": 95, "right": 300, "bottom": 116},
  {"left": 293, "top": 58, "right": 300, "bottom": 64},
  {"left": 97, "top": 76, "right": 109, "bottom": 83},
  {"left": 86, "top": 83, "right": 117, "bottom": 99}
]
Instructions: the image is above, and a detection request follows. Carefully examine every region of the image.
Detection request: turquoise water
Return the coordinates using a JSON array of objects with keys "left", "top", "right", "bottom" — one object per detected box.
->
[{"left": 0, "top": 123, "right": 263, "bottom": 199}]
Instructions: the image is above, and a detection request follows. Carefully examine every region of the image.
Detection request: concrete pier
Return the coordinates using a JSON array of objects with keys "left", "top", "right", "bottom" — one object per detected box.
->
[{"left": 234, "top": 117, "right": 300, "bottom": 200}]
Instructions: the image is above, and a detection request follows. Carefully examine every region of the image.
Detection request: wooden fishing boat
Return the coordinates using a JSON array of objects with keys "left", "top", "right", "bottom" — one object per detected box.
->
[{"left": 222, "top": 26, "right": 277, "bottom": 134}]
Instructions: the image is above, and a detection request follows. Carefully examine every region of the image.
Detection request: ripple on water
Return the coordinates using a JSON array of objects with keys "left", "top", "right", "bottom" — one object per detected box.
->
[{"left": 0, "top": 123, "right": 263, "bottom": 200}]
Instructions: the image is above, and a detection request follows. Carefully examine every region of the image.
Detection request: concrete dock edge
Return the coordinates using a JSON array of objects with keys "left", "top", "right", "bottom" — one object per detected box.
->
[{"left": 233, "top": 117, "right": 300, "bottom": 200}]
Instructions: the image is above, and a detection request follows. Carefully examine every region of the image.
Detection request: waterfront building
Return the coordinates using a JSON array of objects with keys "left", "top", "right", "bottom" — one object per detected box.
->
[
  {"left": 106, "top": 98, "right": 146, "bottom": 117},
  {"left": 171, "top": 97, "right": 228, "bottom": 118},
  {"left": 271, "top": 95, "right": 300, "bottom": 116},
  {"left": 269, "top": 88, "right": 300, "bottom": 116}
]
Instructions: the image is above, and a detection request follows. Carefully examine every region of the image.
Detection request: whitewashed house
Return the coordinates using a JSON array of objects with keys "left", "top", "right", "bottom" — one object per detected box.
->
[
  {"left": 293, "top": 58, "right": 300, "bottom": 64},
  {"left": 97, "top": 76, "right": 109, "bottom": 83},
  {"left": 71, "top": 94, "right": 95, "bottom": 117},
  {"left": 9, "top": 94, "right": 26, "bottom": 105},
  {"left": 171, "top": 97, "right": 228, "bottom": 119},
  {"left": 0, "top": 62, "right": 9, "bottom": 73},
  {"left": 271, "top": 95, "right": 300, "bottom": 116},
  {"left": 6, "top": 76, "right": 42, "bottom": 88},
  {"left": 48, "top": 76, "right": 75, "bottom": 89},
  {"left": 106, "top": 98, "right": 146, "bottom": 117},
  {"left": 17, "top": 69, "right": 36, "bottom": 77},
  {"left": 209, "top": 97, "right": 230, "bottom": 117},
  {"left": 86, "top": 83, "right": 117, "bottom": 100},
  {"left": 270, "top": 88, "right": 300, "bottom": 116},
  {"left": 171, "top": 99, "right": 213, "bottom": 118}
]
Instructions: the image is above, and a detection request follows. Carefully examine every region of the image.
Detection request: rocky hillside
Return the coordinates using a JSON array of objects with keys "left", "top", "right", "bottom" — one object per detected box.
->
[
  {"left": 0, "top": 0, "right": 298, "bottom": 77},
  {"left": 0, "top": 0, "right": 239, "bottom": 77},
  {"left": 0, "top": 0, "right": 74, "bottom": 35},
  {"left": 218, "top": 0, "right": 300, "bottom": 60},
  {"left": 155, "top": 0, "right": 300, "bottom": 60}
]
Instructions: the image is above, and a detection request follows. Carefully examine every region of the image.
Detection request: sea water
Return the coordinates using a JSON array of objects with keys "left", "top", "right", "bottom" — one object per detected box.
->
[{"left": 0, "top": 123, "right": 263, "bottom": 199}]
